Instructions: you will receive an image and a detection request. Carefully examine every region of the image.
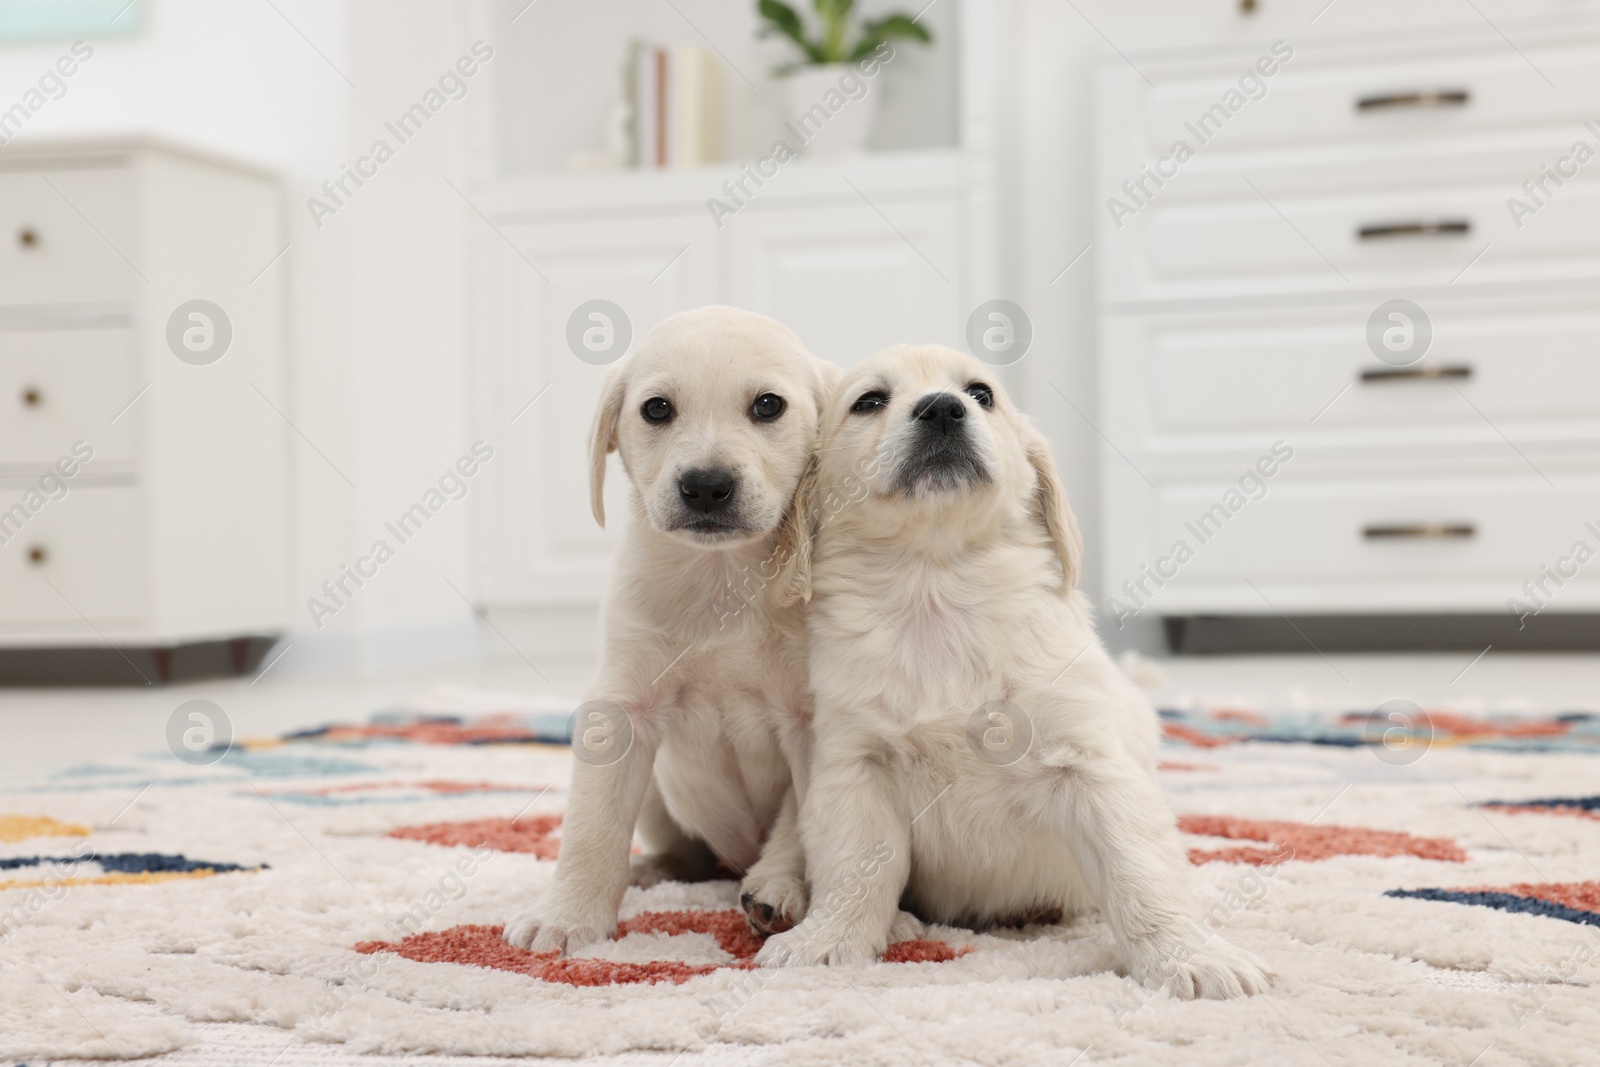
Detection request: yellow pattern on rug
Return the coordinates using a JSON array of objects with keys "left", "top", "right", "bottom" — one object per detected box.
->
[
  {"left": 0, "top": 869, "right": 234, "bottom": 891},
  {"left": 0, "top": 814, "right": 91, "bottom": 843}
]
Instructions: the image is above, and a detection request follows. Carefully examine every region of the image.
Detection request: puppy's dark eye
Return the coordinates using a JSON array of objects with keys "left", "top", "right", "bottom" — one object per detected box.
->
[
  {"left": 851, "top": 390, "right": 889, "bottom": 414},
  {"left": 751, "top": 393, "right": 786, "bottom": 420},
  {"left": 965, "top": 383, "right": 995, "bottom": 409},
  {"left": 642, "top": 397, "right": 674, "bottom": 423}
]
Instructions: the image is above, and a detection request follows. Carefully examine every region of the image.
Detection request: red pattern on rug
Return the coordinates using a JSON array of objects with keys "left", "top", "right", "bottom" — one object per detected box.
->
[
  {"left": 1458, "top": 881, "right": 1600, "bottom": 914},
  {"left": 354, "top": 909, "right": 967, "bottom": 987},
  {"left": 1210, "top": 709, "right": 1270, "bottom": 726},
  {"left": 1161, "top": 724, "right": 1233, "bottom": 749},
  {"left": 388, "top": 814, "right": 563, "bottom": 859},
  {"left": 272, "top": 779, "right": 551, "bottom": 797},
  {"left": 302, "top": 714, "right": 553, "bottom": 746},
  {"left": 1179, "top": 816, "right": 1468, "bottom": 865},
  {"left": 1344, "top": 709, "right": 1571, "bottom": 741},
  {"left": 1157, "top": 761, "right": 1218, "bottom": 773}
]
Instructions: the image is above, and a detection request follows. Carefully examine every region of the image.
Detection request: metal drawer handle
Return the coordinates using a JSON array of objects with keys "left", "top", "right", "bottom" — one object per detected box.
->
[
  {"left": 21, "top": 386, "right": 42, "bottom": 408},
  {"left": 1360, "top": 364, "right": 1472, "bottom": 383},
  {"left": 18, "top": 227, "right": 38, "bottom": 248},
  {"left": 1363, "top": 523, "right": 1476, "bottom": 540},
  {"left": 1358, "top": 219, "right": 1472, "bottom": 240},
  {"left": 27, "top": 545, "right": 47, "bottom": 565},
  {"left": 1357, "top": 89, "right": 1471, "bottom": 111}
]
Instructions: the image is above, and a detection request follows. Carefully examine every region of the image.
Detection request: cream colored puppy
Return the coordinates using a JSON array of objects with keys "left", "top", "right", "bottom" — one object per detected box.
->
[
  {"left": 504, "top": 307, "right": 834, "bottom": 952},
  {"left": 756, "top": 345, "right": 1271, "bottom": 999}
]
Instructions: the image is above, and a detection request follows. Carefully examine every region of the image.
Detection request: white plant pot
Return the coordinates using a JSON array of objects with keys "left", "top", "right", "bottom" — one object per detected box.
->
[{"left": 782, "top": 63, "right": 880, "bottom": 158}]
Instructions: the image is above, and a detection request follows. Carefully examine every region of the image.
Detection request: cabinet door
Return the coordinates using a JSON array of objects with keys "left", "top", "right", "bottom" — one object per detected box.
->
[
  {"left": 478, "top": 213, "right": 718, "bottom": 606},
  {"left": 725, "top": 197, "right": 965, "bottom": 367}
]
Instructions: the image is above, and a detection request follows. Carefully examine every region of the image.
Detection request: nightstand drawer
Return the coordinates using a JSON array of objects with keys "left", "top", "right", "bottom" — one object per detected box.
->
[
  {"left": 0, "top": 485, "right": 141, "bottom": 624},
  {"left": 0, "top": 167, "right": 137, "bottom": 309},
  {"left": 1132, "top": 175, "right": 1600, "bottom": 301},
  {"left": 1152, "top": 475, "right": 1595, "bottom": 585},
  {"left": 1139, "top": 41, "right": 1600, "bottom": 161},
  {"left": 1136, "top": 300, "right": 1600, "bottom": 442},
  {"left": 0, "top": 328, "right": 136, "bottom": 468}
]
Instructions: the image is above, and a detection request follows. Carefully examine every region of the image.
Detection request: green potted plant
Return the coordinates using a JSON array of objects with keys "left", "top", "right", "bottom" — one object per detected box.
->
[{"left": 757, "top": 0, "right": 932, "bottom": 156}]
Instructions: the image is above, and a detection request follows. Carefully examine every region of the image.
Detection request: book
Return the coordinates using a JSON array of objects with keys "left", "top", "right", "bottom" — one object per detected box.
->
[{"left": 628, "top": 41, "right": 719, "bottom": 169}]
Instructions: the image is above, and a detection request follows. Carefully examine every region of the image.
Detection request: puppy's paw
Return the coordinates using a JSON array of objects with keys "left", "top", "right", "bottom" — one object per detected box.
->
[
  {"left": 502, "top": 902, "right": 615, "bottom": 955},
  {"left": 754, "top": 922, "right": 883, "bottom": 967},
  {"left": 887, "top": 909, "right": 926, "bottom": 943},
  {"left": 739, "top": 871, "right": 808, "bottom": 935},
  {"left": 1129, "top": 934, "right": 1272, "bottom": 1000}
]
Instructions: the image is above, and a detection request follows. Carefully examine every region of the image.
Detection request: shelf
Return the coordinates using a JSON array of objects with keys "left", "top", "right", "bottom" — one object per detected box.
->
[{"left": 475, "top": 147, "right": 971, "bottom": 216}]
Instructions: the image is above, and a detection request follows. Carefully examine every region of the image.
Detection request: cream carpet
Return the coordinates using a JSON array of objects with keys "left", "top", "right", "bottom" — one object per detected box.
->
[{"left": 2, "top": 697, "right": 1597, "bottom": 1066}]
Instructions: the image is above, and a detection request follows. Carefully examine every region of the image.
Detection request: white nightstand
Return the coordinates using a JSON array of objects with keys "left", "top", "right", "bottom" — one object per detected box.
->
[
  {"left": 0, "top": 137, "right": 288, "bottom": 682},
  {"left": 1092, "top": 0, "right": 1600, "bottom": 648}
]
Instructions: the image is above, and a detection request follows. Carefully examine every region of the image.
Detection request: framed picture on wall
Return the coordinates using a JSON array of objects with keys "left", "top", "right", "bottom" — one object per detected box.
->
[{"left": 0, "top": 0, "right": 141, "bottom": 41}]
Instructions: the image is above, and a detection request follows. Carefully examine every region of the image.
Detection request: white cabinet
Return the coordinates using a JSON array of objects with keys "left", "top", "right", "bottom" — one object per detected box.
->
[
  {"left": 0, "top": 138, "right": 287, "bottom": 662},
  {"left": 472, "top": 155, "right": 984, "bottom": 623},
  {"left": 480, "top": 213, "right": 719, "bottom": 605},
  {"left": 727, "top": 197, "right": 965, "bottom": 365},
  {"left": 1095, "top": 5, "right": 1600, "bottom": 635}
]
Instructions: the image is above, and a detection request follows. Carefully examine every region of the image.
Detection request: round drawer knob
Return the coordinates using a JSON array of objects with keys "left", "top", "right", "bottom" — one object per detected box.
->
[
  {"left": 1240, "top": 0, "right": 1257, "bottom": 11},
  {"left": 21, "top": 386, "right": 42, "bottom": 408},
  {"left": 18, "top": 227, "right": 38, "bottom": 248},
  {"left": 27, "top": 545, "right": 47, "bottom": 566}
]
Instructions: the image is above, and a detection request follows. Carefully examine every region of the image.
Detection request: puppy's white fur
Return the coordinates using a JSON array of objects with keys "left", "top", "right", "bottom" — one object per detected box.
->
[
  {"left": 504, "top": 307, "right": 836, "bottom": 952},
  {"left": 756, "top": 345, "right": 1271, "bottom": 999}
]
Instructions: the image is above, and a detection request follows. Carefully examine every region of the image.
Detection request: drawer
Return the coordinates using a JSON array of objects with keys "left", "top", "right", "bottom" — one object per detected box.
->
[
  {"left": 1139, "top": 41, "right": 1600, "bottom": 162},
  {"left": 1152, "top": 475, "right": 1599, "bottom": 586},
  {"left": 0, "top": 166, "right": 137, "bottom": 310},
  {"left": 1121, "top": 173, "right": 1600, "bottom": 302},
  {"left": 0, "top": 485, "right": 141, "bottom": 624},
  {"left": 1138, "top": 302, "right": 1600, "bottom": 444},
  {"left": 0, "top": 328, "right": 136, "bottom": 468},
  {"left": 1085, "top": 0, "right": 1600, "bottom": 53}
]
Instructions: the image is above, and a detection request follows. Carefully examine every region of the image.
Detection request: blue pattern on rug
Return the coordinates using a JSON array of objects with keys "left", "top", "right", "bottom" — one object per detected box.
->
[
  {"left": 1385, "top": 888, "right": 1600, "bottom": 928},
  {"left": 1157, "top": 708, "right": 1600, "bottom": 753},
  {"left": 0, "top": 852, "right": 262, "bottom": 874},
  {"left": 1482, "top": 795, "right": 1600, "bottom": 812}
]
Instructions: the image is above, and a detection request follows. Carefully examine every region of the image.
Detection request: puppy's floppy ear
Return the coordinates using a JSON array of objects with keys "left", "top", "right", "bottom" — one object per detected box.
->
[
  {"left": 772, "top": 452, "right": 820, "bottom": 606},
  {"left": 773, "top": 358, "right": 836, "bottom": 606},
  {"left": 812, "top": 357, "right": 843, "bottom": 408},
  {"left": 589, "top": 368, "right": 626, "bottom": 528},
  {"left": 1025, "top": 426, "right": 1084, "bottom": 591}
]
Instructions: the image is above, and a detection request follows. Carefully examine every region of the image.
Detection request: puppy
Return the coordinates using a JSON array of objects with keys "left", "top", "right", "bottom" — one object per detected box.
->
[
  {"left": 756, "top": 345, "right": 1270, "bottom": 999},
  {"left": 504, "top": 307, "right": 835, "bottom": 952}
]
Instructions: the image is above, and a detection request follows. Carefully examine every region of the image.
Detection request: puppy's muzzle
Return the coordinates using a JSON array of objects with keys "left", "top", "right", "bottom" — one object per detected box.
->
[
  {"left": 679, "top": 467, "right": 736, "bottom": 516},
  {"left": 894, "top": 392, "right": 987, "bottom": 493},
  {"left": 913, "top": 392, "right": 967, "bottom": 434}
]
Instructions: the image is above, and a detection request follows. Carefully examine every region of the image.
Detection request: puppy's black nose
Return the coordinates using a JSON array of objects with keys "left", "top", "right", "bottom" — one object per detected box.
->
[
  {"left": 679, "top": 468, "right": 735, "bottom": 514},
  {"left": 912, "top": 392, "right": 967, "bottom": 433}
]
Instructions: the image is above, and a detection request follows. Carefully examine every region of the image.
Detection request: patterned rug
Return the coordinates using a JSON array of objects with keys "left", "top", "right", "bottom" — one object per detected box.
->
[{"left": 3, "top": 702, "right": 1598, "bottom": 1066}]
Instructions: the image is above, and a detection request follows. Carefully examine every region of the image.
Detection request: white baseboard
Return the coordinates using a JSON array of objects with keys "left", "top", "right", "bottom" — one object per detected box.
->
[{"left": 274, "top": 618, "right": 486, "bottom": 676}]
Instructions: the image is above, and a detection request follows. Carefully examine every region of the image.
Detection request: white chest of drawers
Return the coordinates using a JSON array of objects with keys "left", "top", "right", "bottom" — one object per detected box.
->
[
  {"left": 1093, "top": 1, "right": 1600, "bottom": 645},
  {"left": 0, "top": 138, "right": 287, "bottom": 673}
]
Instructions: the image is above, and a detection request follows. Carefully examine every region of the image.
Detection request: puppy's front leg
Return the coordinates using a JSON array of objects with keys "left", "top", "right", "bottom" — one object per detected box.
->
[
  {"left": 739, "top": 787, "right": 808, "bottom": 934},
  {"left": 1034, "top": 738, "right": 1271, "bottom": 999},
  {"left": 504, "top": 708, "right": 658, "bottom": 954},
  {"left": 755, "top": 749, "right": 909, "bottom": 966}
]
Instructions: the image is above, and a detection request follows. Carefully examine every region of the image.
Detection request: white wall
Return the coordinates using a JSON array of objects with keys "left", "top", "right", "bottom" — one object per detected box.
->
[
  {"left": 3, "top": 0, "right": 483, "bottom": 672},
  {"left": 1009, "top": 2, "right": 1115, "bottom": 634},
  {"left": 3, "top": 0, "right": 1125, "bottom": 667}
]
